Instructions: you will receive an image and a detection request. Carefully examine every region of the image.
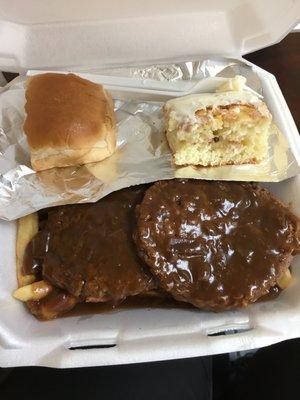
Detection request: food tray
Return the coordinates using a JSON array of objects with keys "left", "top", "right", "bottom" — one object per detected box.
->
[{"left": 0, "top": 63, "right": 300, "bottom": 368}]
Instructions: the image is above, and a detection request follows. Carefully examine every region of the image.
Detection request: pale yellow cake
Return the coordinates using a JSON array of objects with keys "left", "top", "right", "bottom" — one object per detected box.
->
[{"left": 164, "top": 89, "right": 272, "bottom": 167}]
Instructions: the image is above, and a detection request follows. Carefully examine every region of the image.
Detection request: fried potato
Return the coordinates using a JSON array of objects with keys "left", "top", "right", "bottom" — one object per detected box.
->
[
  {"left": 13, "top": 280, "right": 53, "bottom": 302},
  {"left": 16, "top": 213, "right": 38, "bottom": 287},
  {"left": 277, "top": 269, "right": 292, "bottom": 290}
]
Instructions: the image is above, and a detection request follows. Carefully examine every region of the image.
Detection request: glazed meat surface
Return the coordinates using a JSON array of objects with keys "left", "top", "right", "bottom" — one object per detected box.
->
[
  {"left": 25, "top": 185, "right": 155, "bottom": 303},
  {"left": 135, "top": 180, "right": 300, "bottom": 310}
]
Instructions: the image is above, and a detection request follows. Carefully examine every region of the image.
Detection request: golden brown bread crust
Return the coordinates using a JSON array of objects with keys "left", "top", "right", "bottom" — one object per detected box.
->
[{"left": 23, "top": 73, "right": 117, "bottom": 171}]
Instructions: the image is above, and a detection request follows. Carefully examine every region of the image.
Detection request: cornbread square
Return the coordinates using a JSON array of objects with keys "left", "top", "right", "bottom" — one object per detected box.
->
[{"left": 164, "top": 91, "right": 272, "bottom": 167}]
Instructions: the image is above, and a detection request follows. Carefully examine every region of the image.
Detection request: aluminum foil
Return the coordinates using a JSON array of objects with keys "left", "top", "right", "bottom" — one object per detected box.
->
[{"left": 0, "top": 58, "right": 299, "bottom": 221}]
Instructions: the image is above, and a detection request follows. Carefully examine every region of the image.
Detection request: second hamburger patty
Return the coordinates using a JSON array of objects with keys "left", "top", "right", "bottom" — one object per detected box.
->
[
  {"left": 26, "top": 185, "right": 155, "bottom": 303},
  {"left": 135, "top": 180, "right": 300, "bottom": 311}
]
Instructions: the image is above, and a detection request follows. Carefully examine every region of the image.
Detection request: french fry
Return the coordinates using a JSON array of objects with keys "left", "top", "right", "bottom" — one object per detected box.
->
[
  {"left": 14, "top": 213, "right": 78, "bottom": 319},
  {"left": 16, "top": 213, "right": 38, "bottom": 287},
  {"left": 13, "top": 280, "right": 53, "bottom": 302},
  {"left": 277, "top": 269, "right": 292, "bottom": 290}
]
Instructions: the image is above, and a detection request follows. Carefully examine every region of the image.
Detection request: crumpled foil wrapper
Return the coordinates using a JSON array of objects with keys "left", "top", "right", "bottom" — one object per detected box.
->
[{"left": 0, "top": 58, "right": 299, "bottom": 221}]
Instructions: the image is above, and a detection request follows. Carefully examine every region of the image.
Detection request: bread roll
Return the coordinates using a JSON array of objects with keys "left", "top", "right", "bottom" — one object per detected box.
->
[{"left": 24, "top": 73, "right": 117, "bottom": 171}]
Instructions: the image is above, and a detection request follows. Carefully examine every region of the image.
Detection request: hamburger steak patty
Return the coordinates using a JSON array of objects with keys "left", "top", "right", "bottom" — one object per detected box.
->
[
  {"left": 135, "top": 180, "right": 300, "bottom": 311},
  {"left": 26, "top": 185, "right": 155, "bottom": 303}
]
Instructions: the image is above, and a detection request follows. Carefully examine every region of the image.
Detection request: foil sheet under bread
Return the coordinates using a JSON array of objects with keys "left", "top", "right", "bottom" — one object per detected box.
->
[{"left": 0, "top": 58, "right": 299, "bottom": 220}]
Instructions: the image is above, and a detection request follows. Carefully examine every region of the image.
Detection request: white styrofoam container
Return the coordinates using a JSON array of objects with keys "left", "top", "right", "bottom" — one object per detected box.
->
[
  {"left": 0, "top": 0, "right": 299, "bottom": 72},
  {"left": 1, "top": 66, "right": 300, "bottom": 368},
  {"left": 0, "top": 0, "right": 300, "bottom": 367}
]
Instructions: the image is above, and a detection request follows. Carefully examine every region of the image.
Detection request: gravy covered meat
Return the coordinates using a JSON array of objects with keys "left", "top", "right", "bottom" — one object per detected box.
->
[
  {"left": 135, "top": 180, "right": 300, "bottom": 311},
  {"left": 22, "top": 185, "right": 155, "bottom": 318},
  {"left": 15, "top": 180, "right": 300, "bottom": 319}
]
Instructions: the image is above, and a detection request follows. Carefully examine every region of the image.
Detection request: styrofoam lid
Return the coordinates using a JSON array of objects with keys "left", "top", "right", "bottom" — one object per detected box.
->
[{"left": 0, "top": 0, "right": 299, "bottom": 72}]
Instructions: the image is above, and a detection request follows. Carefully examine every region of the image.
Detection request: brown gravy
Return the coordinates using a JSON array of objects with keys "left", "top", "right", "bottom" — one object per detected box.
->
[
  {"left": 67, "top": 293, "right": 194, "bottom": 318},
  {"left": 23, "top": 181, "right": 292, "bottom": 320},
  {"left": 135, "top": 180, "right": 299, "bottom": 311},
  {"left": 64, "top": 286, "right": 282, "bottom": 319}
]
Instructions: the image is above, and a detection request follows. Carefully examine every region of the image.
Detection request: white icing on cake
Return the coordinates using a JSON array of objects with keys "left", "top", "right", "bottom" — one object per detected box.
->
[{"left": 165, "top": 91, "right": 262, "bottom": 124}]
